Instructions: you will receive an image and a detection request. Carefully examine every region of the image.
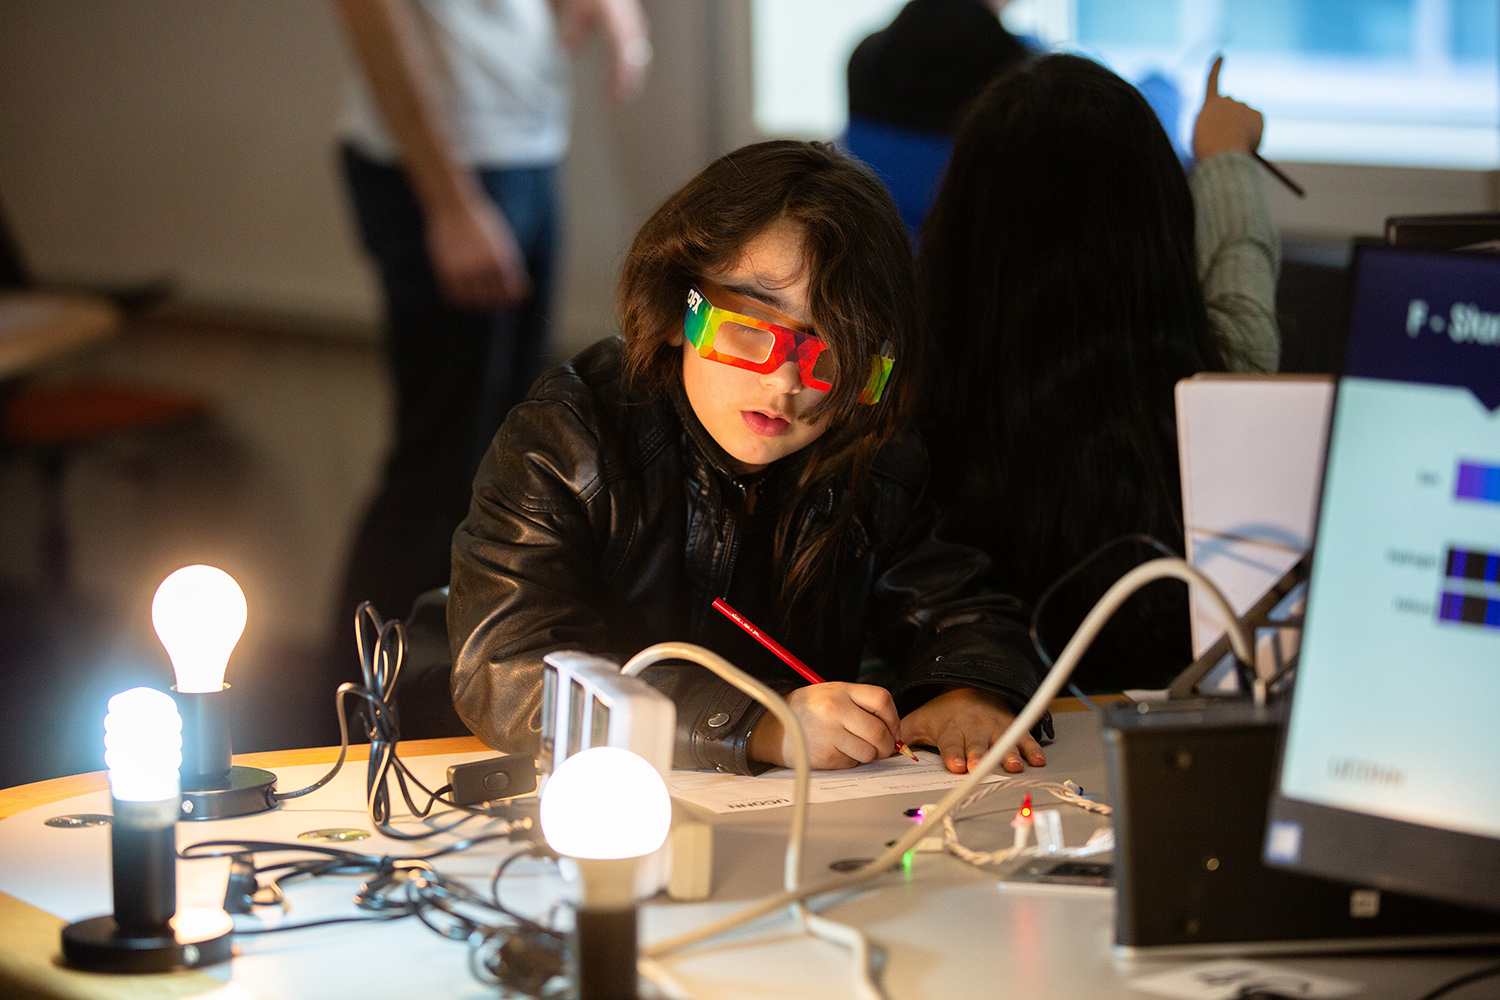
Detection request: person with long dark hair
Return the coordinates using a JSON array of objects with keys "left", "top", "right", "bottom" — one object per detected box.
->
[
  {"left": 449, "top": 140, "right": 1048, "bottom": 775},
  {"left": 918, "top": 55, "right": 1278, "bottom": 690}
]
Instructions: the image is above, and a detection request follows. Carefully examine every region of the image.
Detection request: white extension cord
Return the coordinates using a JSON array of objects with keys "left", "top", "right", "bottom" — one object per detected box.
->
[
  {"left": 625, "top": 557, "right": 1253, "bottom": 997},
  {"left": 622, "top": 642, "right": 888, "bottom": 999}
]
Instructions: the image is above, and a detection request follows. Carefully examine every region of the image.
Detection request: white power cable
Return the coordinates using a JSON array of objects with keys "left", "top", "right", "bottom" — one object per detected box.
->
[
  {"left": 639, "top": 557, "right": 1252, "bottom": 960},
  {"left": 621, "top": 642, "right": 810, "bottom": 894},
  {"left": 621, "top": 642, "right": 888, "bottom": 1000}
]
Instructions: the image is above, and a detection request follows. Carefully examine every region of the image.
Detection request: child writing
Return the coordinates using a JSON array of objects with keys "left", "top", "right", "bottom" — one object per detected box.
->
[{"left": 447, "top": 140, "right": 1046, "bottom": 775}]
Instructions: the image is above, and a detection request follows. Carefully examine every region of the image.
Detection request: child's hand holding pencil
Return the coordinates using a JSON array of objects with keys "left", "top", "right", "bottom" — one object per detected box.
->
[{"left": 714, "top": 598, "right": 920, "bottom": 768}]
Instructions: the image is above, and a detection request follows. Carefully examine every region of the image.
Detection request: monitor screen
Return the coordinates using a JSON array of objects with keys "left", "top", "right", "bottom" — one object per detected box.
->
[{"left": 1265, "top": 245, "right": 1500, "bottom": 913}]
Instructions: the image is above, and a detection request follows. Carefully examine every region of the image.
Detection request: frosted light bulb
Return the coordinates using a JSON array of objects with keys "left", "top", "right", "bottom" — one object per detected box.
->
[
  {"left": 151, "top": 565, "right": 247, "bottom": 693},
  {"left": 540, "top": 747, "right": 671, "bottom": 861},
  {"left": 104, "top": 687, "right": 182, "bottom": 803}
]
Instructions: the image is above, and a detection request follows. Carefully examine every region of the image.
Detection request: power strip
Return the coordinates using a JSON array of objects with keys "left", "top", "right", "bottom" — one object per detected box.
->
[{"left": 539, "top": 650, "right": 677, "bottom": 897}]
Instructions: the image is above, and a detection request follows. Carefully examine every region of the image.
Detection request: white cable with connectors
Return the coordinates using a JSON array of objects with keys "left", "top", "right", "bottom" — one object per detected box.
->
[
  {"left": 638, "top": 558, "right": 1253, "bottom": 962},
  {"left": 621, "top": 642, "right": 888, "bottom": 1000},
  {"left": 933, "top": 775, "right": 1113, "bottom": 868}
]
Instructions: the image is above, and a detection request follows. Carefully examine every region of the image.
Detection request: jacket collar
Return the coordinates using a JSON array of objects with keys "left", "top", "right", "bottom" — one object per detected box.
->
[{"left": 669, "top": 380, "right": 752, "bottom": 487}]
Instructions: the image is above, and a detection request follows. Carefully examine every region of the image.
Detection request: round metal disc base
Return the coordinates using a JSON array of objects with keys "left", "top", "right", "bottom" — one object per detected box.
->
[
  {"left": 179, "top": 765, "right": 277, "bottom": 821},
  {"left": 61, "top": 907, "right": 233, "bottom": 973}
]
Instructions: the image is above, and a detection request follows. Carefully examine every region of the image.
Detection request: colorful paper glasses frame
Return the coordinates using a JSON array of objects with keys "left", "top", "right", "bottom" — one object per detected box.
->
[{"left": 683, "top": 285, "right": 894, "bottom": 405}]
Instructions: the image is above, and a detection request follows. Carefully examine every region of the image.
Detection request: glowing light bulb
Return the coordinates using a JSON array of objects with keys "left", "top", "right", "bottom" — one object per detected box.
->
[
  {"left": 104, "top": 687, "right": 182, "bottom": 803},
  {"left": 151, "top": 565, "right": 247, "bottom": 693},
  {"left": 540, "top": 747, "right": 671, "bottom": 861}
]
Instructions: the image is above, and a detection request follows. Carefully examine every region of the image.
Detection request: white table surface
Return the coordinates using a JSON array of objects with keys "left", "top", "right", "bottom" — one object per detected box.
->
[{"left": 0, "top": 713, "right": 1491, "bottom": 999}]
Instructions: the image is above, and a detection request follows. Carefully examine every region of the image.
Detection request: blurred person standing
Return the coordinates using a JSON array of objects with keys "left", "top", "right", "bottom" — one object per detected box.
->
[
  {"left": 330, "top": 0, "right": 650, "bottom": 683},
  {"left": 845, "top": 0, "right": 1032, "bottom": 237},
  {"left": 848, "top": 0, "right": 1028, "bottom": 137}
]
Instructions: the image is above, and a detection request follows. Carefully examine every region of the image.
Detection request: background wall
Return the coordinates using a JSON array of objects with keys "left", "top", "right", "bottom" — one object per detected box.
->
[
  {"left": 0, "top": 0, "right": 731, "bottom": 355},
  {"left": 0, "top": 3, "right": 374, "bottom": 323},
  {"left": 0, "top": 2, "right": 736, "bottom": 752}
]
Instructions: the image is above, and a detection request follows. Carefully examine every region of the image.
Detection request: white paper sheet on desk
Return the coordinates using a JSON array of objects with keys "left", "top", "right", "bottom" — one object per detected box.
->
[{"left": 667, "top": 750, "right": 1007, "bottom": 814}]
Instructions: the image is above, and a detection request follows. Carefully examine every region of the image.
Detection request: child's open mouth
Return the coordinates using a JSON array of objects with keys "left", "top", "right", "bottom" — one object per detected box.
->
[{"left": 741, "top": 410, "right": 792, "bottom": 436}]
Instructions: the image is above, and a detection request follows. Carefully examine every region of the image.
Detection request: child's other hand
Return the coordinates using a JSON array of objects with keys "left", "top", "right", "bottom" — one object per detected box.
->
[
  {"left": 901, "top": 687, "right": 1046, "bottom": 775},
  {"left": 748, "top": 682, "right": 900, "bottom": 769},
  {"left": 1192, "top": 55, "right": 1264, "bottom": 162}
]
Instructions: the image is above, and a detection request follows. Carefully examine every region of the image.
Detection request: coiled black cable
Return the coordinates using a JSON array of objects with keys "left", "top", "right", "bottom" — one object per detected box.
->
[{"left": 271, "top": 601, "right": 519, "bottom": 838}]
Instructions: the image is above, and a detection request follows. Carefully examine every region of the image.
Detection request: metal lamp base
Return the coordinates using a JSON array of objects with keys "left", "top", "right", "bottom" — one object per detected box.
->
[
  {"left": 179, "top": 765, "right": 277, "bottom": 821},
  {"left": 61, "top": 907, "right": 234, "bottom": 973}
]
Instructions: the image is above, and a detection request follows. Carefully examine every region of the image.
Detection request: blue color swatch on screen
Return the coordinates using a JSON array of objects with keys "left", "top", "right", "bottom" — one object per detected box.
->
[
  {"left": 1456, "top": 461, "right": 1500, "bottom": 503},
  {"left": 1438, "top": 591, "right": 1500, "bottom": 628},
  {"left": 1439, "top": 547, "right": 1500, "bottom": 628},
  {"left": 1446, "top": 546, "right": 1500, "bottom": 582}
]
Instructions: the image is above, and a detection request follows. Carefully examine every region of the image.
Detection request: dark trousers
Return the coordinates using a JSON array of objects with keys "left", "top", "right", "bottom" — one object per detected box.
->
[{"left": 330, "top": 146, "right": 557, "bottom": 685}]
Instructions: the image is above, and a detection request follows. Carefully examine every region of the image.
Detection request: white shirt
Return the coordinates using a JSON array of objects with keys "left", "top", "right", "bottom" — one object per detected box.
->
[{"left": 341, "top": 0, "right": 570, "bottom": 168}]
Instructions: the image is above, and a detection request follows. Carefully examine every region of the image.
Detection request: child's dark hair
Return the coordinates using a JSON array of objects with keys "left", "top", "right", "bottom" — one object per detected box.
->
[
  {"left": 918, "top": 54, "right": 1225, "bottom": 603},
  {"left": 619, "top": 139, "right": 921, "bottom": 615}
]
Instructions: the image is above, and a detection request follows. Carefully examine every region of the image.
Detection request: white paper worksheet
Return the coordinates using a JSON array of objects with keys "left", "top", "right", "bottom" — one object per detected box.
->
[{"left": 666, "top": 750, "right": 1012, "bottom": 814}]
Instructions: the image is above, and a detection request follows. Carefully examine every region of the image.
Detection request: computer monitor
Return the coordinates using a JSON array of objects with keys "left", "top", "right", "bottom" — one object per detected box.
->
[
  {"left": 1265, "top": 245, "right": 1500, "bottom": 913},
  {"left": 1385, "top": 212, "right": 1500, "bottom": 252}
]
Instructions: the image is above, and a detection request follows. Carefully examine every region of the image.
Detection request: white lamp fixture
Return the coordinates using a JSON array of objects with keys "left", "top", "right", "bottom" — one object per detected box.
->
[
  {"left": 61, "top": 687, "right": 233, "bottom": 973},
  {"left": 152, "top": 565, "right": 276, "bottom": 820},
  {"left": 540, "top": 747, "right": 671, "bottom": 1000}
]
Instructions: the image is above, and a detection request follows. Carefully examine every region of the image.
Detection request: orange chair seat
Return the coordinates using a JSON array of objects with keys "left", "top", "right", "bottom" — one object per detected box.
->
[{"left": 2, "top": 381, "right": 209, "bottom": 448}]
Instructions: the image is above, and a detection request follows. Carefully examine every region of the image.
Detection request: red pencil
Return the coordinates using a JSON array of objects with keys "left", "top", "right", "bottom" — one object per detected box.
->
[{"left": 711, "top": 597, "right": 920, "bottom": 761}]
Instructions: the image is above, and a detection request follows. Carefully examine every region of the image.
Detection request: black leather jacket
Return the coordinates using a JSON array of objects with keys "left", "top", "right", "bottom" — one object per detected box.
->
[{"left": 448, "top": 338, "right": 1043, "bottom": 773}]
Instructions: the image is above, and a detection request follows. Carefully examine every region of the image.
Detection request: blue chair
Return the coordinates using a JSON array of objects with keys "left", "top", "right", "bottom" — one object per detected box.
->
[{"left": 843, "top": 117, "right": 954, "bottom": 245}]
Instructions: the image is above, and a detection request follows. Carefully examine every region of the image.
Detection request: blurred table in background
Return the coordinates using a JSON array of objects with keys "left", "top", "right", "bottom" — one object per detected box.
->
[{"left": 0, "top": 292, "right": 120, "bottom": 380}]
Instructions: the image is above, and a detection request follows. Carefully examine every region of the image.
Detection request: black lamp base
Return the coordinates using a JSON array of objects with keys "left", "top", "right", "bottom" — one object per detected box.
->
[
  {"left": 576, "top": 906, "right": 639, "bottom": 1000},
  {"left": 61, "top": 907, "right": 234, "bottom": 973},
  {"left": 179, "top": 765, "right": 277, "bottom": 821}
]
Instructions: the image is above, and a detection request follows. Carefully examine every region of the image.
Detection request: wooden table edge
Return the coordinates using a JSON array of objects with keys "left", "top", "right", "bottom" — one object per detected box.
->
[
  {"left": 0, "top": 736, "right": 489, "bottom": 820},
  {"left": 0, "top": 293, "right": 121, "bottom": 381},
  {"left": 0, "top": 696, "right": 1128, "bottom": 819}
]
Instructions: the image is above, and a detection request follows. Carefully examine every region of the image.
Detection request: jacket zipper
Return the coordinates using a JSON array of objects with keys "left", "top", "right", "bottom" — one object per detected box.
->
[{"left": 714, "top": 480, "right": 746, "bottom": 601}]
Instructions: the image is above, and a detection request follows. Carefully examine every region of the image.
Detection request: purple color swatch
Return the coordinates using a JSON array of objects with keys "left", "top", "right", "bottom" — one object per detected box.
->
[{"left": 1455, "top": 461, "right": 1500, "bottom": 503}]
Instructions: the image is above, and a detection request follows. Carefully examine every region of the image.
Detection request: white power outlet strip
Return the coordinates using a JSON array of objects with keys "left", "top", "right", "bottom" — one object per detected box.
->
[{"left": 540, "top": 650, "right": 677, "bottom": 898}]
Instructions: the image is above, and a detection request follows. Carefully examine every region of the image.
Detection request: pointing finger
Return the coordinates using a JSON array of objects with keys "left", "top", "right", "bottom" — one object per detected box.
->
[{"left": 1205, "top": 54, "right": 1223, "bottom": 100}]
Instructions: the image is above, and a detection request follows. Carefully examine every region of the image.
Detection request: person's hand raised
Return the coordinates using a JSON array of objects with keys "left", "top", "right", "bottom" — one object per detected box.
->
[{"left": 1192, "top": 55, "right": 1264, "bottom": 162}]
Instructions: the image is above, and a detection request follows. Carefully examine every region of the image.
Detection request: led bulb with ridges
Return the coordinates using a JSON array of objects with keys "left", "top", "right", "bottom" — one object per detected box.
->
[{"left": 104, "top": 687, "right": 182, "bottom": 803}]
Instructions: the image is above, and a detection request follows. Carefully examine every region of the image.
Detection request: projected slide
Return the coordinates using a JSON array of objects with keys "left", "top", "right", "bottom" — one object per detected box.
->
[{"left": 1279, "top": 249, "right": 1500, "bottom": 841}]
